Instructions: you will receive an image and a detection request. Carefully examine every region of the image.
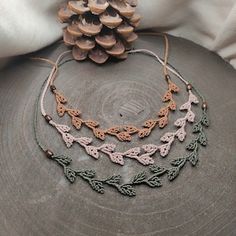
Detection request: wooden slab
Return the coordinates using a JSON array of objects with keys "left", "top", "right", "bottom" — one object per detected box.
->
[{"left": 0, "top": 35, "right": 235, "bottom": 236}]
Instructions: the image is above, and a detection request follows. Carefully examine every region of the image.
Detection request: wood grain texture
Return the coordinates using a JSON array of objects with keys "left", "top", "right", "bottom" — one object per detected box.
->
[{"left": 0, "top": 35, "right": 235, "bottom": 236}]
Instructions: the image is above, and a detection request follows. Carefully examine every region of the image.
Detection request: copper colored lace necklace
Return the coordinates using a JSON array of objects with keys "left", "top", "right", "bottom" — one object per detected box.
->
[
  {"left": 50, "top": 35, "right": 179, "bottom": 142},
  {"left": 33, "top": 49, "right": 209, "bottom": 197}
]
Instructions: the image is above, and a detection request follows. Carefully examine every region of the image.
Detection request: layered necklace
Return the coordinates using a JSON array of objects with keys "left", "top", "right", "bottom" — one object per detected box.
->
[{"left": 33, "top": 33, "right": 209, "bottom": 197}]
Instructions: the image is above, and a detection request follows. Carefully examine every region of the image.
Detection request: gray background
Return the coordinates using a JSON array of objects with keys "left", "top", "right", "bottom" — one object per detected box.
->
[{"left": 0, "top": 35, "right": 235, "bottom": 236}]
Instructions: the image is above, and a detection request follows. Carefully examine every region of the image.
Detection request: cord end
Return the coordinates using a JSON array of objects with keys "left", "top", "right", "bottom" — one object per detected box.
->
[
  {"left": 202, "top": 102, "right": 208, "bottom": 111},
  {"left": 45, "top": 150, "right": 54, "bottom": 159}
]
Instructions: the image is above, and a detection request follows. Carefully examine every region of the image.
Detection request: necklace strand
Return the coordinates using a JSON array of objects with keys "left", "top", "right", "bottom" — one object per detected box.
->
[
  {"left": 33, "top": 50, "right": 209, "bottom": 197},
  {"left": 38, "top": 41, "right": 200, "bottom": 165},
  {"left": 47, "top": 34, "right": 180, "bottom": 141},
  {"left": 32, "top": 34, "right": 209, "bottom": 196}
]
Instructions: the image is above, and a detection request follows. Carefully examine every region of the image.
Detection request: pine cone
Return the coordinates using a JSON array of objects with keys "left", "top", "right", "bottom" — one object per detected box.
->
[{"left": 58, "top": 0, "right": 140, "bottom": 64}]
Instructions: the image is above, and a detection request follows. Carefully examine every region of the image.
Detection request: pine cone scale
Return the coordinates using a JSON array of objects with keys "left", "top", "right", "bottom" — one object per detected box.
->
[
  {"left": 67, "top": 23, "right": 83, "bottom": 37},
  {"left": 76, "top": 38, "right": 96, "bottom": 51},
  {"left": 88, "top": 0, "right": 109, "bottom": 15},
  {"left": 59, "top": 0, "right": 140, "bottom": 64},
  {"left": 106, "top": 40, "right": 125, "bottom": 56},
  {"left": 72, "top": 47, "right": 88, "bottom": 61},
  {"left": 68, "top": 1, "right": 90, "bottom": 14},
  {"left": 109, "top": 0, "right": 135, "bottom": 18},
  {"left": 89, "top": 48, "right": 109, "bottom": 64},
  {"left": 63, "top": 29, "right": 76, "bottom": 46},
  {"left": 95, "top": 33, "right": 116, "bottom": 48}
]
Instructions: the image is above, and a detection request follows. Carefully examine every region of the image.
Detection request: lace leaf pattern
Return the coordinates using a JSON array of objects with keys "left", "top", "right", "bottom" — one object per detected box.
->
[
  {"left": 50, "top": 155, "right": 161, "bottom": 197},
  {"left": 186, "top": 109, "right": 209, "bottom": 166},
  {"left": 166, "top": 108, "right": 209, "bottom": 181},
  {"left": 46, "top": 108, "right": 209, "bottom": 197},
  {"left": 49, "top": 120, "right": 155, "bottom": 166},
  {"left": 47, "top": 89, "right": 199, "bottom": 166},
  {"left": 52, "top": 79, "right": 179, "bottom": 141},
  {"left": 157, "top": 90, "right": 199, "bottom": 157}
]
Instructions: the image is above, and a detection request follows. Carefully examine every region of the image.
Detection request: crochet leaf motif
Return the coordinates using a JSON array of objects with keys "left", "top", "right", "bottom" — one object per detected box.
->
[
  {"left": 184, "top": 109, "right": 209, "bottom": 166},
  {"left": 56, "top": 124, "right": 71, "bottom": 133},
  {"left": 161, "top": 132, "right": 175, "bottom": 142},
  {"left": 53, "top": 80, "right": 179, "bottom": 141},
  {"left": 169, "top": 81, "right": 180, "bottom": 92},
  {"left": 175, "top": 127, "right": 186, "bottom": 142},
  {"left": 137, "top": 154, "right": 155, "bottom": 165},
  {"left": 48, "top": 91, "right": 210, "bottom": 197},
  {"left": 67, "top": 109, "right": 81, "bottom": 117},
  {"left": 109, "top": 153, "right": 124, "bottom": 165},
  {"left": 89, "top": 180, "right": 105, "bottom": 194},
  {"left": 143, "top": 119, "right": 156, "bottom": 128},
  {"left": 56, "top": 92, "right": 67, "bottom": 104},
  {"left": 146, "top": 176, "right": 162, "bottom": 188},
  {"left": 169, "top": 100, "right": 177, "bottom": 111},
  {"left": 158, "top": 116, "right": 168, "bottom": 128},
  {"left": 76, "top": 137, "right": 93, "bottom": 145},
  {"left": 62, "top": 133, "right": 74, "bottom": 148},
  {"left": 80, "top": 170, "right": 96, "bottom": 178},
  {"left": 93, "top": 128, "right": 106, "bottom": 140},
  {"left": 57, "top": 103, "right": 66, "bottom": 117},
  {"left": 54, "top": 155, "right": 72, "bottom": 166},
  {"left": 138, "top": 128, "right": 151, "bottom": 138},
  {"left": 124, "top": 125, "right": 139, "bottom": 134},
  {"left": 174, "top": 118, "right": 186, "bottom": 127},
  {"left": 106, "top": 126, "right": 121, "bottom": 134},
  {"left": 201, "top": 112, "right": 210, "bottom": 127},
  {"left": 198, "top": 132, "right": 207, "bottom": 146},
  {"left": 50, "top": 106, "right": 209, "bottom": 197},
  {"left": 186, "top": 110, "right": 195, "bottom": 122},
  {"left": 187, "top": 150, "right": 198, "bottom": 166},
  {"left": 124, "top": 147, "right": 141, "bottom": 158},
  {"left": 149, "top": 166, "right": 167, "bottom": 176},
  {"left": 158, "top": 143, "right": 172, "bottom": 157},
  {"left": 118, "top": 185, "right": 136, "bottom": 197},
  {"left": 51, "top": 155, "right": 162, "bottom": 196},
  {"left": 72, "top": 116, "right": 82, "bottom": 130},
  {"left": 85, "top": 120, "right": 99, "bottom": 127},
  {"left": 189, "top": 91, "right": 199, "bottom": 104},
  {"left": 131, "top": 172, "right": 147, "bottom": 184},
  {"left": 50, "top": 89, "right": 203, "bottom": 167},
  {"left": 117, "top": 132, "right": 132, "bottom": 141},
  {"left": 167, "top": 167, "right": 180, "bottom": 181},
  {"left": 142, "top": 144, "right": 158, "bottom": 155},
  {"left": 193, "top": 122, "right": 202, "bottom": 133},
  {"left": 105, "top": 175, "right": 122, "bottom": 185},
  {"left": 163, "top": 91, "right": 172, "bottom": 102},
  {"left": 186, "top": 140, "right": 198, "bottom": 151},
  {"left": 85, "top": 146, "right": 100, "bottom": 159},
  {"left": 157, "top": 90, "right": 199, "bottom": 157},
  {"left": 50, "top": 119, "right": 174, "bottom": 166},
  {"left": 170, "top": 158, "right": 187, "bottom": 168},
  {"left": 99, "top": 144, "right": 116, "bottom": 152},
  {"left": 64, "top": 166, "right": 77, "bottom": 183}
]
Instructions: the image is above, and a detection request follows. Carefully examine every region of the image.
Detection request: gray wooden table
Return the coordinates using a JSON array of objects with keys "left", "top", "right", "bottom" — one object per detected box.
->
[{"left": 0, "top": 35, "right": 235, "bottom": 236}]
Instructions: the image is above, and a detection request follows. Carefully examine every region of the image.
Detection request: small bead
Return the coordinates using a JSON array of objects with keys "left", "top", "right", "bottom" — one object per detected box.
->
[
  {"left": 50, "top": 85, "right": 57, "bottom": 92},
  {"left": 45, "top": 150, "right": 54, "bottom": 159},
  {"left": 202, "top": 102, "right": 208, "bottom": 110},
  {"left": 165, "top": 74, "right": 171, "bottom": 81},
  {"left": 44, "top": 115, "right": 52, "bottom": 123},
  {"left": 187, "top": 83, "right": 192, "bottom": 91}
]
